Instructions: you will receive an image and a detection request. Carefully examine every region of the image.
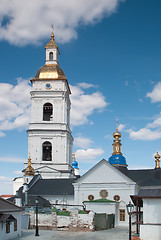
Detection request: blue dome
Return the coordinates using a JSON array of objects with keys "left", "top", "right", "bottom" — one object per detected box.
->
[
  {"left": 108, "top": 154, "right": 127, "bottom": 166},
  {"left": 72, "top": 160, "right": 78, "bottom": 169}
]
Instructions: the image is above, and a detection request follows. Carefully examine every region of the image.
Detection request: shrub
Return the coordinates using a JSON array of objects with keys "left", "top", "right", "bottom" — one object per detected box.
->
[
  {"left": 57, "top": 211, "right": 70, "bottom": 216},
  {"left": 52, "top": 207, "right": 58, "bottom": 212},
  {"left": 78, "top": 210, "right": 88, "bottom": 214}
]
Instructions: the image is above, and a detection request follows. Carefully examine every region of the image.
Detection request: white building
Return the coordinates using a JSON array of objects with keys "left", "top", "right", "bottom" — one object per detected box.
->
[
  {"left": 27, "top": 30, "right": 74, "bottom": 179},
  {"left": 13, "top": 32, "right": 161, "bottom": 231},
  {"left": 0, "top": 197, "right": 22, "bottom": 240},
  {"left": 131, "top": 189, "right": 161, "bottom": 240}
]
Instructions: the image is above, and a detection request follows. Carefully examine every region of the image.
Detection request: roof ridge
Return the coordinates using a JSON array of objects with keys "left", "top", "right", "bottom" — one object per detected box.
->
[{"left": 0, "top": 197, "right": 23, "bottom": 210}]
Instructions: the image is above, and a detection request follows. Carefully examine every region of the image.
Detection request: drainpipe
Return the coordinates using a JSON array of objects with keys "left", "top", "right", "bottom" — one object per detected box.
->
[{"left": 23, "top": 183, "right": 29, "bottom": 206}]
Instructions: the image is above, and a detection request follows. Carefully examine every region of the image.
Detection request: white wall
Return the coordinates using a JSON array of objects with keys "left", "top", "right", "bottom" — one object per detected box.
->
[
  {"left": 85, "top": 202, "right": 116, "bottom": 214},
  {"left": 140, "top": 225, "right": 161, "bottom": 240},
  {"left": 13, "top": 177, "right": 24, "bottom": 195},
  {"left": 143, "top": 198, "right": 161, "bottom": 224},
  {"left": 140, "top": 198, "right": 161, "bottom": 240},
  {"left": 27, "top": 79, "right": 73, "bottom": 179},
  {"left": 29, "top": 211, "right": 95, "bottom": 230}
]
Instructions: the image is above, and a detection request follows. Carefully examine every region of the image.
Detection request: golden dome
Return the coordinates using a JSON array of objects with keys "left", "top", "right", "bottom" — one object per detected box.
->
[
  {"left": 155, "top": 151, "right": 160, "bottom": 169},
  {"left": 24, "top": 157, "right": 35, "bottom": 176},
  {"left": 155, "top": 152, "right": 161, "bottom": 160},
  {"left": 44, "top": 31, "right": 60, "bottom": 53},
  {"left": 35, "top": 64, "right": 66, "bottom": 79},
  {"left": 113, "top": 128, "right": 121, "bottom": 139}
]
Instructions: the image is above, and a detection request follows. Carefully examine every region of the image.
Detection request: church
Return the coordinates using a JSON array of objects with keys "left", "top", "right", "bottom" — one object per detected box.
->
[{"left": 12, "top": 31, "right": 161, "bottom": 228}]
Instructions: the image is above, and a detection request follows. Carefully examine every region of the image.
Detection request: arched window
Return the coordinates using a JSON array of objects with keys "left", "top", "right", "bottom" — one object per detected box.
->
[
  {"left": 49, "top": 52, "right": 53, "bottom": 61},
  {"left": 43, "top": 103, "right": 53, "bottom": 121},
  {"left": 42, "top": 141, "right": 52, "bottom": 161}
]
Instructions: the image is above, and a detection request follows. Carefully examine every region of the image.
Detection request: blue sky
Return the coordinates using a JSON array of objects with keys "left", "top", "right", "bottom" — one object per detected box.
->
[{"left": 0, "top": 0, "right": 161, "bottom": 194}]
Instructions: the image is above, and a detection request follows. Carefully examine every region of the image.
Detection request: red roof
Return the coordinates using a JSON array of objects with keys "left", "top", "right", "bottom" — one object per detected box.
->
[{"left": 0, "top": 195, "right": 13, "bottom": 198}]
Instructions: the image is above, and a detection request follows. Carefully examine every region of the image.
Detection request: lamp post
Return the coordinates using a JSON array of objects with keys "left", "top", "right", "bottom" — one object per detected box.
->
[
  {"left": 126, "top": 201, "right": 134, "bottom": 240},
  {"left": 35, "top": 199, "right": 39, "bottom": 236}
]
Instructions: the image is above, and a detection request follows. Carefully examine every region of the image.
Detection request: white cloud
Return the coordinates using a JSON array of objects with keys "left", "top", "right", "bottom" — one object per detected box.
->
[
  {"left": 118, "top": 123, "right": 126, "bottom": 131},
  {"left": 0, "top": 176, "right": 12, "bottom": 181},
  {"left": 70, "top": 84, "right": 108, "bottom": 126},
  {"left": 146, "top": 82, "right": 161, "bottom": 103},
  {"left": 127, "top": 112, "right": 161, "bottom": 141},
  {"left": 74, "top": 136, "right": 93, "bottom": 149},
  {"left": 129, "top": 128, "right": 161, "bottom": 141},
  {"left": 13, "top": 170, "right": 23, "bottom": 175},
  {"left": 127, "top": 83, "right": 161, "bottom": 141},
  {"left": 147, "top": 117, "right": 161, "bottom": 129},
  {"left": 0, "top": 80, "right": 107, "bottom": 135},
  {"left": 76, "top": 148, "right": 104, "bottom": 161},
  {"left": 0, "top": 79, "right": 31, "bottom": 135},
  {"left": 78, "top": 82, "right": 96, "bottom": 89},
  {"left": 0, "top": 132, "right": 5, "bottom": 137},
  {"left": 104, "top": 134, "right": 112, "bottom": 139},
  {"left": 0, "top": 156, "right": 25, "bottom": 163},
  {"left": 0, "top": 178, "right": 13, "bottom": 194},
  {"left": 138, "top": 98, "right": 143, "bottom": 103},
  {"left": 0, "top": 0, "right": 124, "bottom": 46}
]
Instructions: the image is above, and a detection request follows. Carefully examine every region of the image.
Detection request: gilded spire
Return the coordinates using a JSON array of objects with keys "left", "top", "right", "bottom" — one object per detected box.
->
[
  {"left": 72, "top": 153, "right": 76, "bottom": 161},
  {"left": 51, "top": 24, "right": 55, "bottom": 40},
  {"left": 24, "top": 156, "right": 35, "bottom": 176},
  {"left": 112, "top": 120, "right": 122, "bottom": 155},
  {"left": 116, "top": 118, "right": 118, "bottom": 130},
  {"left": 155, "top": 147, "right": 160, "bottom": 169},
  {"left": 45, "top": 26, "right": 59, "bottom": 51}
]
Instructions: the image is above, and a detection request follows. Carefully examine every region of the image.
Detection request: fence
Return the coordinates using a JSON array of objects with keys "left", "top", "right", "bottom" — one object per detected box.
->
[{"left": 94, "top": 213, "right": 115, "bottom": 230}]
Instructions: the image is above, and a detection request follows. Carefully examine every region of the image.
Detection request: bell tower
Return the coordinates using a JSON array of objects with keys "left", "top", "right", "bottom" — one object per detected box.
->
[{"left": 27, "top": 31, "right": 74, "bottom": 179}]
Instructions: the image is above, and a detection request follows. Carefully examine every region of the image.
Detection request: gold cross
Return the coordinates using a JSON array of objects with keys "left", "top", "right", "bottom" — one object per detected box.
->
[{"left": 116, "top": 118, "right": 118, "bottom": 130}]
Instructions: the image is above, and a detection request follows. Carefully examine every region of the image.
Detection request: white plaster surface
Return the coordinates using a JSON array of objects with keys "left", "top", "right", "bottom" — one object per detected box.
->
[
  {"left": 28, "top": 77, "right": 73, "bottom": 178},
  {"left": 29, "top": 211, "right": 95, "bottom": 230},
  {"left": 143, "top": 198, "right": 161, "bottom": 224},
  {"left": 140, "top": 225, "right": 161, "bottom": 240},
  {"left": 140, "top": 198, "right": 161, "bottom": 240}
]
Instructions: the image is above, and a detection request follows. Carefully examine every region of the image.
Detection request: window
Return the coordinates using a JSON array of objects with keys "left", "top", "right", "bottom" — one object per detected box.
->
[
  {"left": 88, "top": 195, "right": 94, "bottom": 201},
  {"left": 6, "top": 222, "right": 10, "bottom": 233},
  {"left": 113, "top": 195, "right": 120, "bottom": 202},
  {"left": 119, "top": 209, "right": 125, "bottom": 221},
  {"left": 49, "top": 52, "right": 53, "bottom": 60},
  {"left": 99, "top": 190, "right": 108, "bottom": 199},
  {"left": 43, "top": 103, "right": 53, "bottom": 121},
  {"left": 14, "top": 219, "right": 17, "bottom": 231},
  {"left": 42, "top": 141, "right": 52, "bottom": 161}
]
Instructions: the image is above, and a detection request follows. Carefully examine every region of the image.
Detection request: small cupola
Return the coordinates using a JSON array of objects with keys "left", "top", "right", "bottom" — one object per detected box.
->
[
  {"left": 24, "top": 156, "right": 35, "bottom": 177},
  {"left": 155, "top": 148, "right": 160, "bottom": 169},
  {"left": 108, "top": 121, "right": 127, "bottom": 167},
  {"left": 72, "top": 153, "right": 79, "bottom": 177},
  {"left": 44, "top": 27, "right": 60, "bottom": 65}
]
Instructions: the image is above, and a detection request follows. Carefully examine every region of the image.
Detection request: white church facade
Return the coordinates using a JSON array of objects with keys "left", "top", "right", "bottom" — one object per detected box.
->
[
  {"left": 27, "top": 31, "right": 73, "bottom": 179},
  {"left": 12, "top": 32, "right": 161, "bottom": 230}
]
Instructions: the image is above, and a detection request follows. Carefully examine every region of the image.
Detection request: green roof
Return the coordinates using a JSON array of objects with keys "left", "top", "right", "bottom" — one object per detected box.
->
[{"left": 84, "top": 198, "right": 115, "bottom": 203}]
